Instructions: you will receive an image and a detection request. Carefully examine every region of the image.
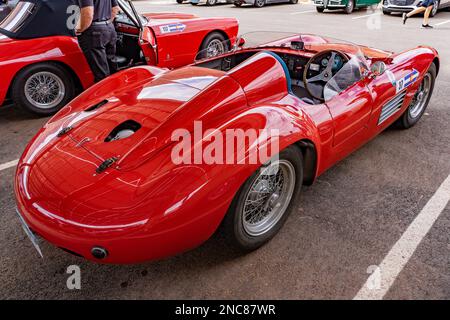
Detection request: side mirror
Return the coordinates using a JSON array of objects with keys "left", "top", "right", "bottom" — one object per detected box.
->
[
  {"left": 237, "top": 37, "right": 246, "bottom": 47},
  {"left": 371, "top": 61, "right": 387, "bottom": 78}
]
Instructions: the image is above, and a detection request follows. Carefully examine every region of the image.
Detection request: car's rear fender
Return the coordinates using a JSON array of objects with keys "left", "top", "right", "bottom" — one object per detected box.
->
[{"left": 0, "top": 36, "right": 93, "bottom": 106}]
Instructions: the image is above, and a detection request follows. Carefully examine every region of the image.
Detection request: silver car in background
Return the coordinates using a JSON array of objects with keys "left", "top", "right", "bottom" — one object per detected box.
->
[
  {"left": 234, "top": 0, "right": 299, "bottom": 7},
  {"left": 382, "top": 0, "right": 450, "bottom": 16}
]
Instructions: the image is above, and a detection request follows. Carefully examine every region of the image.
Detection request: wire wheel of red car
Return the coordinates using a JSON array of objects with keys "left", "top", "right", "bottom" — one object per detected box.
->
[
  {"left": 254, "top": 0, "right": 265, "bottom": 8},
  {"left": 199, "top": 32, "right": 228, "bottom": 59},
  {"left": 396, "top": 63, "right": 436, "bottom": 129},
  {"left": 12, "top": 62, "right": 76, "bottom": 116},
  {"left": 222, "top": 146, "right": 303, "bottom": 250}
]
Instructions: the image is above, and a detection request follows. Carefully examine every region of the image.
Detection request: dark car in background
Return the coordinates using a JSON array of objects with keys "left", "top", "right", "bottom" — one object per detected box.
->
[{"left": 382, "top": 0, "right": 450, "bottom": 16}]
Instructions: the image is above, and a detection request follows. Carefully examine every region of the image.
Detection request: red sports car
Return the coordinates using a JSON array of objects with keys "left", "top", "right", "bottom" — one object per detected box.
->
[
  {"left": 15, "top": 32, "right": 439, "bottom": 264},
  {"left": 0, "top": 0, "right": 238, "bottom": 115}
]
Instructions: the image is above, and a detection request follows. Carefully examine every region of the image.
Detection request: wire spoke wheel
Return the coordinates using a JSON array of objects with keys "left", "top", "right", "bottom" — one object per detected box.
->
[
  {"left": 408, "top": 73, "right": 431, "bottom": 119},
  {"left": 206, "top": 39, "right": 226, "bottom": 58},
  {"left": 242, "top": 160, "right": 296, "bottom": 237},
  {"left": 24, "top": 71, "right": 65, "bottom": 109}
]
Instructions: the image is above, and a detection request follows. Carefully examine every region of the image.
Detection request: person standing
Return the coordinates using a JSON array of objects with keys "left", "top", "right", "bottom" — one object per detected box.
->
[
  {"left": 402, "top": 0, "right": 436, "bottom": 29},
  {"left": 76, "top": 0, "right": 120, "bottom": 82}
]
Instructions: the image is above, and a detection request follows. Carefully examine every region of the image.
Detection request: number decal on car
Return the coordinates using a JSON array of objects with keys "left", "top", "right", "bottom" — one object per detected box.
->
[{"left": 397, "top": 69, "right": 419, "bottom": 93}]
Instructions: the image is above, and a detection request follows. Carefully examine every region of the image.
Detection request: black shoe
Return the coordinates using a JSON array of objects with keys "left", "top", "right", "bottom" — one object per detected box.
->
[
  {"left": 402, "top": 13, "right": 408, "bottom": 25},
  {"left": 421, "top": 24, "right": 434, "bottom": 28}
]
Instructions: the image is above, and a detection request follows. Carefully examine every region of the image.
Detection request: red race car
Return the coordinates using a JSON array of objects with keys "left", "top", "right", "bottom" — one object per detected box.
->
[
  {"left": 0, "top": 0, "right": 238, "bottom": 115},
  {"left": 15, "top": 32, "right": 439, "bottom": 264}
]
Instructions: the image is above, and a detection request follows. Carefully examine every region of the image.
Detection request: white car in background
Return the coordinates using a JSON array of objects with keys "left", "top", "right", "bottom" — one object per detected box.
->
[{"left": 382, "top": 0, "right": 450, "bottom": 16}]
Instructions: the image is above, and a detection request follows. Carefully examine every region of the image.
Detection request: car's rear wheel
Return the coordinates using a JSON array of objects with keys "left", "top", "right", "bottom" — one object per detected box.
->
[
  {"left": 254, "top": 0, "right": 265, "bottom": 8},
  {"left": 222, "top": 146, "right": 303, "bottom": 251},
  {"left": 396, "top": 63, "right": 436, "bottom": 129},
  {"left": 344, "top": 0, "right": 355, "bottom": 14},
  {"left": 430, "top": 0, "right": 439, "bottom": 17},
  {"left": 12, "top": 62, "right": 76, "bottom": 116},
  {"left": 199, "top": 32, "right": 228, "bottom": 59},
  {"left": 206, "top": 0, "right": 217, "bottom": 5},
  {"left": 316, "top": 6, "right": 325, "bottom": 12}
]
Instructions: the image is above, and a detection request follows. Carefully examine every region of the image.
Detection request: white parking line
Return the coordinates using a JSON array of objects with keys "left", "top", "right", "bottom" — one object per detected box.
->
[
  {"left": 0, "top": 159, "right": 19, "bottom": 172},
  {"left": 352, "top": 12, "right": 381, "bottom": 20},
  {"left": 354, "top": 174, "right": 450, "bottom": 300},
  {"left": 290, "top": 10, "right": 316, "bottom": 15},
  {"left": 435, "top": 19, "right": 450, "bottom": 27}
]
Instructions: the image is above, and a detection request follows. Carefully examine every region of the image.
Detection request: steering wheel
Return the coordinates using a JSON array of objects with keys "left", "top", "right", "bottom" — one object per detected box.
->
[{"left": 303, "top": 50, "right": 349, "bottom": 101}]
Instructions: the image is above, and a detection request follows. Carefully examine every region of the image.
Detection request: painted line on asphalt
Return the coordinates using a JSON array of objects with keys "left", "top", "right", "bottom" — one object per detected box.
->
[
  {"left": 0, "top": 159, "right": 19, "bottom": 172},
  {"left": 352, "top": 12, "right": 381, "bottom": 20},
  {"left": 435, "top": 19, "right": 450, "bottom": 27},
  {"left": 290, "top": 10, "right": 316, "bottom": 15},
  {"left": 354, "top": 174, "right": 450, "bottom": 300}
]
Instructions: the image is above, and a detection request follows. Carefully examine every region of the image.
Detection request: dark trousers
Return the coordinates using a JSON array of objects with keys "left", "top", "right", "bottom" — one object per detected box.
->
[{"left": 78, "top": 23, "right": 117, "bottom": 83}]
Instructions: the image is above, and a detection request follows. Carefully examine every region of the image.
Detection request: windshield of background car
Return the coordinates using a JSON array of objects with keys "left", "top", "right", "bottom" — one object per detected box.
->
[
  {"left": 117, "top": 0, "right": 147, "bottom": 27},
  {"left": 0, "top": 1, "right": 35, "bottom": 33}
]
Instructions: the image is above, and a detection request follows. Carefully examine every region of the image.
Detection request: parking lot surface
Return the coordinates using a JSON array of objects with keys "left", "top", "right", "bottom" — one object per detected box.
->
[{"left": 0, "top": 1, "right": 449, "bottom": 299}]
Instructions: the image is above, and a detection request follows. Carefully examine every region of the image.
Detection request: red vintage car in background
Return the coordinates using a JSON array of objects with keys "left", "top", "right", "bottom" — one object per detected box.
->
[
  {"left": 0, "top": 0, "right": 238, "bottom": 115},
  {"left": 14, "top": 32, "right": 439, "bottom": 264}
]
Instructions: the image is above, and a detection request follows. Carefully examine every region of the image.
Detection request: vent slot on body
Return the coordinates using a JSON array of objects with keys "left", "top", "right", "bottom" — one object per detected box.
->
[{"left": 378, "top": 91, "right": 407, "bottom": 125}]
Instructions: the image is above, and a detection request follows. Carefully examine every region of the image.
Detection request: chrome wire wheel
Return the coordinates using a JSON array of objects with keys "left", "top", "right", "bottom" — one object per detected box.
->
[
  {"left": 242, "top": 160, "right": 296, "bottom": 237},
  {"left": 408, "top": 73, "right": 431, "bottom": 119},
  {"left": 206, "top": 39, "right": 225, "bottom": 58},
  {"left": 24, "top": 71, "right": 65, "bottom": 109}
]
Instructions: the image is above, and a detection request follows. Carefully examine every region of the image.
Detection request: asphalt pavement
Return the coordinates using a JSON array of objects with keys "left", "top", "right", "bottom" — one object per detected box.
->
[{"left": 0, "top": 1, "right": 449, "bottom": 299}]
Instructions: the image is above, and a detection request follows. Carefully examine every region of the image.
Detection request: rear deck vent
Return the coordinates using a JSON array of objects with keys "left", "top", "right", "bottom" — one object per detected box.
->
[
  {"left": 378, "top": 90, "right": 407, "bottom": 125},
  {"left": 105, "top": 120, "right": 142, "bottom": 142},
  {"left": 85, "top": 99, "right": 109, "bottom": 112}
]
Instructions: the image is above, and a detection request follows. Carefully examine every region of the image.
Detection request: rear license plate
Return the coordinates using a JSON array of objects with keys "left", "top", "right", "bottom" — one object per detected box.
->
[{"left": 16, "top": 208, "right": 43, "bottom": 258}]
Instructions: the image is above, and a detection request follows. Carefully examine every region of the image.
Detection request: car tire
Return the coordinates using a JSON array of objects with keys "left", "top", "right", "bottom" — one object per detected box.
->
[
  {"left": 221, "top": 145, "right": 303, "bottom": 251},
  {"left": 234, "top": 1, "right": 242, "bottom": 6},
  {"left": 382, "top": 9, "right": 391, "bottom": 15},
  {"left": 198, "top": 32, "right": 228, "bottom": 59},
  {"left": 395, "top": 63, "right": 436, "bottom": 129},
  {"left": 290, "top": 0, "right": 299, "bottom": 3},
  {"left": 344, "top": 0, "right": 355, "bottom": 14},
  {"left": 206, "top": 0, "right": 217, "bottom": 5},
  {"left": 11, "top": 62, "right": 76, "bottom": 116},
  {"left": 316, "top": 6, "right": 325, "bottom": 12},
  {"left": 430, "top": 0, "right": 439, "bottom": 17},
  {"left": 176, "top": 0, "right": 184, "bottom": 3},
  {"left": 254, "top": 0, "right": 265, "bottom": 8}
]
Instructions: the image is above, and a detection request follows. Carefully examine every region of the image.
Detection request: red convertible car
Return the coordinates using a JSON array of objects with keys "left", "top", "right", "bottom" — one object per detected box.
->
[
  {"left": 15, "top": 32, "right": 439, "bottom": 264},
  {"left": 0, "top": 0, "right": 238, "bottom": 115}
]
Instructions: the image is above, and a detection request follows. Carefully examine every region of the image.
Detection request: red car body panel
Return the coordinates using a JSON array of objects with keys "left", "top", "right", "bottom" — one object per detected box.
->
[
  {"left": 0, "top": 13, "right": 239, "bottom": 106},
  {"left": 14, "top": 38, "right": 439, "bottom": 263}
]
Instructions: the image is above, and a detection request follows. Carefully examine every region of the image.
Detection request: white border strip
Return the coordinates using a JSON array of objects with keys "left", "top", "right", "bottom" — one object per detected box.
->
[
  {"left": 0, "top": 159, "right": 19, "bottom": 172},
  {"left": 354, "top": 174, "right": 450, "bottom": 300}
]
